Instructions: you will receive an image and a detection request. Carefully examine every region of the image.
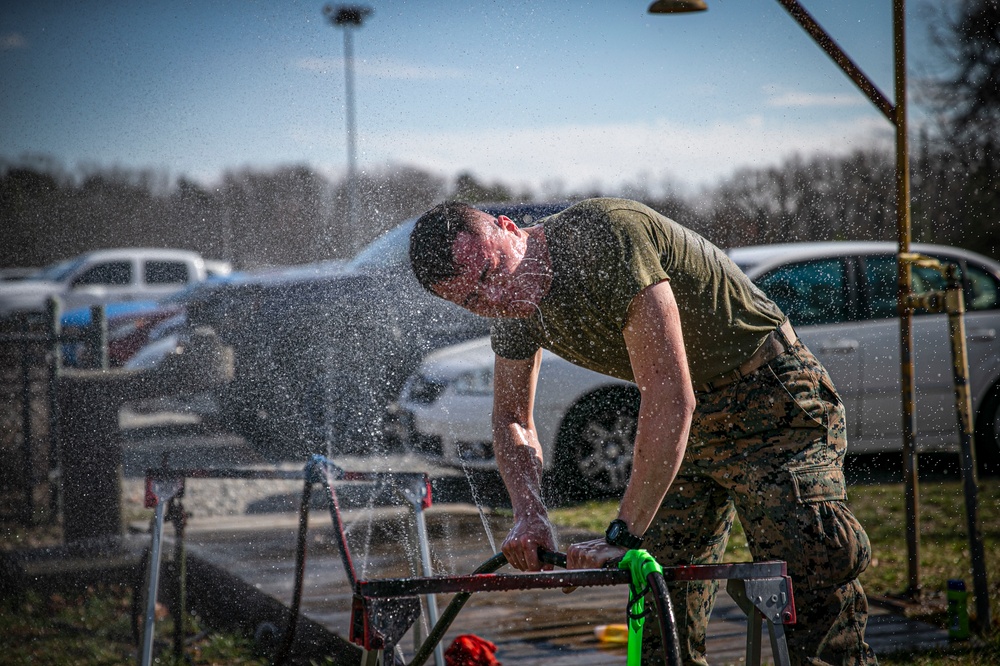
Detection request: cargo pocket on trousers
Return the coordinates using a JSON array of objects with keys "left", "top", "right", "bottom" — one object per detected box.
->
[
  {"left": 790, "top": 464, "right": 871, "bottom": 589},
  {"left": 790, "top": 463, "right": 847, "bottom": 503}
]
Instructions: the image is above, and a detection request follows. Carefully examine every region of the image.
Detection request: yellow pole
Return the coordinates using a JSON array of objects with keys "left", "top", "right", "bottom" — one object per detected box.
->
[
  {"left": 892, "top": 0, "right": 921, "bottom": 599},
  {"left": 943, "top": 264, "right": 992, "bottom": 630}
]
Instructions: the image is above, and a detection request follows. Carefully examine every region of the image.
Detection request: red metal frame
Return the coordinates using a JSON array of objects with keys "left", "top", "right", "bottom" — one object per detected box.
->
[{"left": 143, "top": 458, "right": 796, "bottom": 663}]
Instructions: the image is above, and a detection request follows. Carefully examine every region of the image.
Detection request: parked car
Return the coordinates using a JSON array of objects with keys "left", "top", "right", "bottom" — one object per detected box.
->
[
  {"left": 396, "top": 241, "right": 1000, "bottom": 500},
  {"left": 0, "top": 248, "right": 231, "bottom": 319},
  {"left": 60, "top": 300, "right": 160, "bottom": 367},
  {"left": 0, "top": 267, "right": 38, "bottom": 281},
  {"left": 160, "top": 203, "right": 570, "bottom": 459},
  {"left": 58, "top": 273, "right": 244, "bottom": 367}
]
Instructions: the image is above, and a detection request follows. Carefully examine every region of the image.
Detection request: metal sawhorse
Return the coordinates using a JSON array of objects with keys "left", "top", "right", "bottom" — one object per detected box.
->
[
  {"left": 352, "top": 554, "right": 797, "bottom": 666},
  {"left": 140, "top": 456, "right": 796, "bottom": 666}
]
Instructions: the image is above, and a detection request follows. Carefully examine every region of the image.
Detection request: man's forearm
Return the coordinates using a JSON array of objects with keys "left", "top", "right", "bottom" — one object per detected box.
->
[
  {"left": 494, "top": 422, "right": 548, "bottom": 519},
  {"left": 617, "top": 400, "right": 693, "bottom": 537}
]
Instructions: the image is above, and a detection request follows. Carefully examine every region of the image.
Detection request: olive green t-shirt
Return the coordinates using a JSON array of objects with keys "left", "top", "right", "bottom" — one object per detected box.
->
[{"left": 490, "top": 198, "right": 785, "bottom": 386}]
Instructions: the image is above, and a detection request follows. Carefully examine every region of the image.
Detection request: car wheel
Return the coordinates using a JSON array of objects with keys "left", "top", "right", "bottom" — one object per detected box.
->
[
  {"left": 975, "top": 385, "right": 1000, "bottom": 477},
  {"left": 552, "top": 387, "right": 640, "bottom": 503},
  {"left": 218, "top": 382, "right": 279, "bottom": 456},
  {"left": 219, "top": 367, "right": 326, "bottom": 462}
]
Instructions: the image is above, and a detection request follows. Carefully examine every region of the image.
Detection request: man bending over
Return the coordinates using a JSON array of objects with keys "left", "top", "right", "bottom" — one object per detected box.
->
[{"left": 408, "top": 198, "right": 876, "bottom": 666}]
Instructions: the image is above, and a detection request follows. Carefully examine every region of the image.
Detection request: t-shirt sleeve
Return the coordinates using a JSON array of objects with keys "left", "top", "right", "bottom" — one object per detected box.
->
[
  {"left": 491, "top": 317, "right": 540, "bottom": 360},
  {"left": 596, "top": 210, "right": 670, "bottom": 331}
]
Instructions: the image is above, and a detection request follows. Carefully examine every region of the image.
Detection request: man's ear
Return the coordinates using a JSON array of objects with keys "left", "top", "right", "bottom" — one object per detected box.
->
[{"left": 496, "top": 215, "right": 518, "bottom": 232}]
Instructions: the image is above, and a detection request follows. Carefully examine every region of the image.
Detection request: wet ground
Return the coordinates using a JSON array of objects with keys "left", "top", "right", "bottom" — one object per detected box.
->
[{"left": 120, "top": 420, "right": 952, "bottom": 665}]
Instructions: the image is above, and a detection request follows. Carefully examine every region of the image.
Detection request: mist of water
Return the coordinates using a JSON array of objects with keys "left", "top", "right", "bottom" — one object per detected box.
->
[{"left": 460, "top": 458, "right": 498, "bottom": 555}]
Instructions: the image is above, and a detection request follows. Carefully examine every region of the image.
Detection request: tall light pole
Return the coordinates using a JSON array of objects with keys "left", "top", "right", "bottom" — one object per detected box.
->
[{"left": 324, "top": 4, "right": 372, "bottom": 254}]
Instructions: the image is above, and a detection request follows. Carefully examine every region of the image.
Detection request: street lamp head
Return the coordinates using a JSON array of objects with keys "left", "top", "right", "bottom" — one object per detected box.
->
[
  {"left": 648, "top": 0, "right": 707, "bottom": 13},
  {"left": 323, "top": 4, "right": 373, "bottom": 27}
]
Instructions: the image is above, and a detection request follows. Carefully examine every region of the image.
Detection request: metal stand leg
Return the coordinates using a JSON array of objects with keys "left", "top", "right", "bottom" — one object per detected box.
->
[
  {"left": 726, "top": 577, "right": 795, "bottom": 666},
  {"left": 399, "top": 477, "right": 445, "bottom": 666},
  {"left": 360, "top": 648, "right": 383, "bottom": 665},
  {"left": 767, "top": 619, "right": 792, "bottom": 666},
  {"left": 744, "top": 594, "right": 763, "bottom": 666},
  {"left": 359, "top": 645, "right": 407, "bottom": 665},
  {"left": 139, "top": 477, "right": 183, "bottom": 666}
]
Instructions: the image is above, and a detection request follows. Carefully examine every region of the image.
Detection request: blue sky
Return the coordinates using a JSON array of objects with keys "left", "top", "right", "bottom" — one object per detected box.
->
[{"left": 1, "top": 1, "right": 939, "bottom": 194}]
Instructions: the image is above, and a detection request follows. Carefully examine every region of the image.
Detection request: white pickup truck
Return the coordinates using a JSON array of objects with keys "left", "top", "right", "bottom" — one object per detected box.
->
[{"left": 0, "top": 248, "right": 231, "bottom": 318}]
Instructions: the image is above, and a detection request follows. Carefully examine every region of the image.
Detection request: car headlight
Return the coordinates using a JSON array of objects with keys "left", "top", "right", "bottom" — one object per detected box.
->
[{"left": 452, "top": 368, "right": 494, "bottom": 395}]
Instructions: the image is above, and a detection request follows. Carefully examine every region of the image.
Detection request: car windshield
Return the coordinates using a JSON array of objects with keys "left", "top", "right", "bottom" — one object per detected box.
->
[
  {"left": 31, "top": 257, "right": 87, "bottom": 282},
  {"left": 347, "top": 219, "right": 417, "bottom": 274}
]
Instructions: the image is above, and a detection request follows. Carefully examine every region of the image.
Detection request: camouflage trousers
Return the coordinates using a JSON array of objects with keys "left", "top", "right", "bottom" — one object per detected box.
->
[{"left": 642, "top": 341, "right": 877, "bottom": 666}]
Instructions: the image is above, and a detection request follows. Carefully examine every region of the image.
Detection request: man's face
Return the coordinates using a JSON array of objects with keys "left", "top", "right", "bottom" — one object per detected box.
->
[{"left": 432, "top": 211, "right": 526, "bottom": 318}]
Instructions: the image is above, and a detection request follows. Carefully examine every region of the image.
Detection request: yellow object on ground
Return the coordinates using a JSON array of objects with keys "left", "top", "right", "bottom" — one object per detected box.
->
[{"left": 594, "top": 623, "right": 630, "bottom": 644}]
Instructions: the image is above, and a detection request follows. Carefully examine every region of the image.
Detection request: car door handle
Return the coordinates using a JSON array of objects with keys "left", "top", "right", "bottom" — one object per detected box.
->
[
  {"left": 968, "top": 328, "right": 996, "bottom": 341},
  {"left": 816, "top": 339, "right": 859, "bottom": 353}
]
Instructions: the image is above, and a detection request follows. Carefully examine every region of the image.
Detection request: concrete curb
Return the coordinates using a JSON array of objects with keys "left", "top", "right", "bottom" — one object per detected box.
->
[{"left": 183, "top": 548, "right": 362, "bottom": 665}]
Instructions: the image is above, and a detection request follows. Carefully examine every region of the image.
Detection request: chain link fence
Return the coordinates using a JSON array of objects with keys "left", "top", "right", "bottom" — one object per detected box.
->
[{"left": 0, "top": 312, "right": 60, "bottom": 526}]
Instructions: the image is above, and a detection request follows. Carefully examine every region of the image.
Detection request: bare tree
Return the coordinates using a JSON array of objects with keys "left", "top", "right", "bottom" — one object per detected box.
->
[
  {"left": 703, "top": 149, "right": 895, "bottom": 248},
  {"left": 330, "top": 164, "right": 446, "bottom": 257},
  {"left": 450, "top": 172, "right": 514, "bottom": 204},
  {"left": 918, "top": 0, "right": 1000, "bottom": 258}
]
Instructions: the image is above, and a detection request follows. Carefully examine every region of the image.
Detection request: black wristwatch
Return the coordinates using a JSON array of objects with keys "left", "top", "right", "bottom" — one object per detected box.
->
[{"left": 605, "top": 519, "right": 643, "bottom": 550}]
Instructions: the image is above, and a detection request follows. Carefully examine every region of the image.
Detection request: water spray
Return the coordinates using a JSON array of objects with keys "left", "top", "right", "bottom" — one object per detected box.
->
[{"left": 139, "top": 456, "right": 797, "bottom": 666}]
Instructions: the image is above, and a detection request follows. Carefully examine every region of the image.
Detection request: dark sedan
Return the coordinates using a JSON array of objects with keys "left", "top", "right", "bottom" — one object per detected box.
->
[{"left": 186, "top": 202, "right": 569, "bottom": 459}]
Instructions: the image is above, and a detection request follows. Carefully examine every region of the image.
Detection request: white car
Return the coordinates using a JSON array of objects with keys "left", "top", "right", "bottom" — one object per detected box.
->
[
  {"left": 396, "top": 241, "right": 1000, "bottom": 499},
  {"left": 0, "top": 248, "right": 229, "bottom": 318}
]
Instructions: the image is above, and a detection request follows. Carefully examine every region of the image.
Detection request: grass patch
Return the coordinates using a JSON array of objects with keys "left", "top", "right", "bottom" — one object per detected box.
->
[
  {"left": 0, "top": 582, "right": 267, "bottom": 666},
  {"left": 851, "top": 480, "right": 1000, "bottom": 603},
  {"left": 876, "top": 635, "right": 1000, "bottom": 666},
  {"left": 549, "top": 478, "right": 1000, "bottom": 661},
  {"left": 0, "top": 508, "right": 268, "bottom": 665}
]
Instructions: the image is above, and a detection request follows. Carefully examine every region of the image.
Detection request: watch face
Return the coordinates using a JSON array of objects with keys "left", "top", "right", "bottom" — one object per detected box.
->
[
  {"left": 606, "top": 520, "right": 640, "bottom": 548},
  {"left": 606, "top": 520, "right": 625, "bottom": 543}
]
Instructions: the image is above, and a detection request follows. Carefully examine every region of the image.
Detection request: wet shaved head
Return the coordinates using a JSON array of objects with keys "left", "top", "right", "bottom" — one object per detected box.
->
[{"left": 409, "top": 201, "right": 483, "bottom": 293}]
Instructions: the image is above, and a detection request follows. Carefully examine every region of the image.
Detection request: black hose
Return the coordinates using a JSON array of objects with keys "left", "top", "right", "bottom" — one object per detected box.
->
[
  {"left": 272, "top": 475, "right": 314, "bottom": 666},
  {"left": 408, "top": 551, "right": 509, "bottom": 666},
  {"left": 646, "top": 570, "right": 683, "bottom": 666}
]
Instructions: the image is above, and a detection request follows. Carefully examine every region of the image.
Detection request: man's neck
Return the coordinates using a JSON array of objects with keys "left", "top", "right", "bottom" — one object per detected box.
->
[{"left": 514, "top": 225, "right": 552, "bottom": 307}]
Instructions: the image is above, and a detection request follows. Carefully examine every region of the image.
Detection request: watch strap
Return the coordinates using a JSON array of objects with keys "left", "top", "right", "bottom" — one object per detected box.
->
[{"left": 605, "top": 518, "right": 643, "bottom": 549}]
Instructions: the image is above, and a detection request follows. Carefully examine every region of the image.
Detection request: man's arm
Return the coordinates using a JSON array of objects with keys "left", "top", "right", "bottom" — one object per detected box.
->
[
  {"left": 566, "top": 280, "right": 696, "bottom": 569},
  {"left": 618, "top": 279, "right": 696, "bottom": 536},
  {"left": 493, "top": 348, "right": 556, "bottom": 571}
]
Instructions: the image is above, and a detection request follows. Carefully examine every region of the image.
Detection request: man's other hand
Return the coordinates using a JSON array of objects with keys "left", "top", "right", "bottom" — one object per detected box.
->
[
  {"left": 560, "top": 538, "right": 628, "bottom": 594},
  {"left": 567, "top": 538, "right": 627, "bottom": 570},
  {"left": 501, "top": 514, "right": 556, "bottom": 571}
]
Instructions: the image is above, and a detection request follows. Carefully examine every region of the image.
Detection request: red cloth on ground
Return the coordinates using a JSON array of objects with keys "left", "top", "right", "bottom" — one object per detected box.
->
[{"left": 444, "top": 634, "right": 501, "bottom": 666}]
